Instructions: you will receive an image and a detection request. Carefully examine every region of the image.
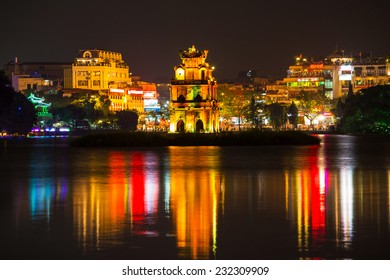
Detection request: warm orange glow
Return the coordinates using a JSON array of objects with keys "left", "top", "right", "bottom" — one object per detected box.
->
[
  {"left": 169, "top": 147, "right": 221, "bottom": 259},
  {"left": 109, "top": 152, "right": 127, "bottom": 220}
]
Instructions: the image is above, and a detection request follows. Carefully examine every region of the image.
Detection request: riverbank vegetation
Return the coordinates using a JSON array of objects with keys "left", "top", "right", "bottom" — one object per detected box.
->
[
  {"left": 0, "top": 71, "right": 36, "bottom": 135},
  {"left": 69, "top": 130, "right": 321, "bottom": 147},
  {"left": 334, "top": 85, "right": 390, "bottom": 135}
]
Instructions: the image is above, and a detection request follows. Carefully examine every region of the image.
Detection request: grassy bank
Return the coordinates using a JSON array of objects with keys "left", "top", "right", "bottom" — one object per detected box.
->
[{"left": 69, "top": 131, "right": 321, "bottom": 147}]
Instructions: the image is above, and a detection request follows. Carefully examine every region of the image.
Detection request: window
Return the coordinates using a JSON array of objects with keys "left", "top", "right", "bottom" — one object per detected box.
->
[
  {"left": 201, "top": 69, "right": 206, "bottom": 80},
  {"left": 378, "top": 66, "right": 386, "bottom": 76},
  {"left": 354, "top": 67, "right": 362, "bottom": 76},
  {"left": 78, "top": 80, "right": 88, "bottom": 86}
]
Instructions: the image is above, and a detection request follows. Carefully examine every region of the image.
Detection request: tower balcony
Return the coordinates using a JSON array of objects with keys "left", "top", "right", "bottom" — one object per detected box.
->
[
  {"left": 171, "top": 79, "right": 210, "bottom": 85},
  {"left": 170, "top": 100, "right": 218, "bottom": 109}
]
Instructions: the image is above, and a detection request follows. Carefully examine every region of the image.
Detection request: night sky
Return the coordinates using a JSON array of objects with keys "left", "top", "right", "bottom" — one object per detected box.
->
[{"left": 1, "top": 0, "right": 389, "bottom": 82}]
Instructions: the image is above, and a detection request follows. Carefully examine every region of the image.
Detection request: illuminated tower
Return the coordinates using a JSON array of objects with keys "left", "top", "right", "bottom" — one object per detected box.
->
[{"left": 169, "top": 45, "right": 219, "bottom": 133}]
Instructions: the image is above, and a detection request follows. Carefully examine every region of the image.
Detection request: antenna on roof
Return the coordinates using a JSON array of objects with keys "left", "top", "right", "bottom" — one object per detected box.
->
[{"left": 14, "top": 57, "right": 20, "bottom": 75}]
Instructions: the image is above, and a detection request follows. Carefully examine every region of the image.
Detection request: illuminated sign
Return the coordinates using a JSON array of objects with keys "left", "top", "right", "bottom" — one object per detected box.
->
[
  {"left": 144, "top": 98, "right": 160, "bottom": 112},
  {"left": 339, "top": 75, "right": 352, "bottom": 81},
  {"left": 144, "top": 91, "right": 156, "bottom": 98},
  {"left": 340, "top": 65, "right": 352, "bottom": 71},
  {"left": 128, "top": 90, "right": 143, "bottom": 95},
  {"left": 110, "top": 88, "right": 125, "bottom": 93},
  {"left": 144, "top": 99, "right": 158, "bottom": 106},
  {"left": 310, "top": 63, "right": 323, "bottom": 69},
  {"left": 297, "top": 78, "right": 319, "bottom": 82},
  {"left": 339, "top": 65, "right": 352, "bottom": 80}
]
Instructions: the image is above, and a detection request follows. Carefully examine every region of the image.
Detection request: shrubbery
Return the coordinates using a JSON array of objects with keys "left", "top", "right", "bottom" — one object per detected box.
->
[{"left": 335, "top": 85, "right": 390, "bottom": 135}]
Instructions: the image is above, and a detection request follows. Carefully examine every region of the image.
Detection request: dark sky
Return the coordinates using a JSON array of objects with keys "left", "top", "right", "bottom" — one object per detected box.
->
[{"left": 1, "top": 0, "right": 389, "bottom": 82}]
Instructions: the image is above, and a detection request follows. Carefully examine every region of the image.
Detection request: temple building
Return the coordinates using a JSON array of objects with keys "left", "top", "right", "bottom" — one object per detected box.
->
[{"left": 169, "top": 45, "right": 219, "bottom": 133}]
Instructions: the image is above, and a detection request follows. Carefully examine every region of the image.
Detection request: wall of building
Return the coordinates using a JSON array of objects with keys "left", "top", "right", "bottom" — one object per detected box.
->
[
  {"left": 12, "top": 74, "right": 45, "bottom": 92},
  {"left": 72, "top": 49, "right": 131, "bottom": 91}
]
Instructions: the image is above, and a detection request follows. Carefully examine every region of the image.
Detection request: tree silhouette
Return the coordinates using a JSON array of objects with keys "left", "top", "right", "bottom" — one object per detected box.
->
[
  {"left": 287, "top": 101, "right": 299, "bottom": 129},
  {"left": 116, "top": 110, "right": 138, "bottom": 131},
  {"left": 0, "top": 70, "right": 36, "bottom": 134},
  {"left": 267, "top": 103, "right": 287, "bottom": 131},
  {"left": 337, "top": 85, "right": 390, "bottom": 134}
]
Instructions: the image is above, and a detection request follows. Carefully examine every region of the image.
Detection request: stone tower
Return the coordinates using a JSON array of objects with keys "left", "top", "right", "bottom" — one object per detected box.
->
[{"left": 169, "top": 45, "right": 219, "bottom": 133}]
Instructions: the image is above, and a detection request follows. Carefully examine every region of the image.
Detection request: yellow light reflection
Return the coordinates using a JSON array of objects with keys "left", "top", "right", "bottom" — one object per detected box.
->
[
  {"left": 340, "top": 168, "right": 354, "bottom": 247},
  {"left": 169, "top": 146, "right": 221, "bottom": 259},
  {"left": 73, "top": 152, "right": 131, "bottom": 251}
]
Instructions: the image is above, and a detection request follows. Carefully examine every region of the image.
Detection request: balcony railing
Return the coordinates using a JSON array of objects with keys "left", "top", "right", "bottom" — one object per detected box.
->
[{"left": 171, "top": 79, "right": 210, "bottom": 85}]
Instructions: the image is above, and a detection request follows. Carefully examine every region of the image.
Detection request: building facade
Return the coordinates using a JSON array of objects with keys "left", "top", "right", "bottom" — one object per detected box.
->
[
  {"left": 4, "top": 58, "right": 71, "bottom": 92},
  {"left": 169, "top": 45, "right": 219, "bottom": 133},
  {"left": 71, "top": 49, "right": 131, "bottom": 91},
  {"left": 280, "top": 51, "right": 390, "bottom": 100},
  {"left": 11, "top": 74, "right": 45, "bottom": 92},
  {"left": 108, "top": 87, "right": 144, "bottom": 113},
  {"left": 138, "top": 82, "right": 160, "bottom": 112},
  {"left": 282, "top": 55, "right": 335, "bottom": 99},
  {"left": 351, "top": 54, "right": 390, "bottom": 93}
]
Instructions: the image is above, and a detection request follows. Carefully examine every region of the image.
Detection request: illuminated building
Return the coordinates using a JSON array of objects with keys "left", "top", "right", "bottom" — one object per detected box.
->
[
  {"left": 3, "top": 57, "right": 71, "bottom": 91},
  {"left": 108, "top": 87, "right": 144, "bottom": 113},
  {"left": 351, "top": 54, "right": 390, "bottom": 93},
  {"left": 279, "top": 50, "right": 390, "bottom": 100},
  {"left": 11, "top": 74, "right": 46, "bottom": 92},
  {"left": 169, "top": 45, "right": 219, "bottom": 133},
  {"left": 71, "top": 49, "right": 131, "bottom": 91},
  {"left": 321, "top": 51, "right": 390, "bottom": 98},
  {"left": 139, "top": 82, "right": 160, "bottom": 112},
  {"left": 283, "top": 54, "right": 334, "bottom": 98}
]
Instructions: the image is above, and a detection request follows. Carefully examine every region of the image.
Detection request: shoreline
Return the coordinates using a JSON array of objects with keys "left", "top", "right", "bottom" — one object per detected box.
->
[{"left": 68, "top": 131, "right": 322, "bottom": 147}]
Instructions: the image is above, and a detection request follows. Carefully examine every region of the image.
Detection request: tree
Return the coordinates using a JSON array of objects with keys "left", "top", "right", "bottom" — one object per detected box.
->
[
  {"left": 116, "top": 110, "right": 138, "bottom": 131},
  {"left": 337, "top": 85, "right": 390, "bottom": 134},
  {"left": 218, "top": 86, "right": 254, "bottom": 131},
  {"left": 0, "top": 70, "right": 36, "bottom": 134},
  {"left": 287, "top": 101, "right": 299, "bottom": 129},
  {"left": 267, "top": 103, "right": 287, "bottom": 130},
  {"left": 51, "top": 104, "right": 86, "bottom": 124},
  {"left": 224, "top": 95, "right": 250, "bottom": 130},
  {"left": 295, "top": 90, "right": 327, "bottom": 129},
  {"left": 242, "top": 95, "right": 257, "bottom": 129},
  {"left": 98, "top": 95, "right": 111, "bottom": 118}
]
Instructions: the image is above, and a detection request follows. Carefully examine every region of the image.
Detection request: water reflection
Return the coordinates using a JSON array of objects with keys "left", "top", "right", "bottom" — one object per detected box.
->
[
  {"left": 284, "top": 135, "right": 390, "bottom": 258},
  {"left": 169, "top": 147, "right": 222, "bottom": 259},
  {"left": 4, "top": 135, "right": 390, "bottom": 259}
]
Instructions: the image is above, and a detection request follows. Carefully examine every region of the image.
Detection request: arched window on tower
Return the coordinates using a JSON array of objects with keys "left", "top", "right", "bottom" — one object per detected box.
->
[
  {"left": 177, "top": 120, "right": 185, "bottom": 133},
  {"left": 194, "top": 94, "right": 202, "bottom": 102},
  {"left": 178, "top": 94, "right": 186, "bottom": 103},
  {"left": 201, "top": 69, "right": 206, "bottom": 80},
  {"left": 196, "top": 119, "right": 204, "bottom": 133}
]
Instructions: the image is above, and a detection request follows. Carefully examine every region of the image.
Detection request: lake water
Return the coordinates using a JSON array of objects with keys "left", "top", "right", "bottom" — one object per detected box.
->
[{"left": 0, "top": 134, "right": 389, "bottom": 260}]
